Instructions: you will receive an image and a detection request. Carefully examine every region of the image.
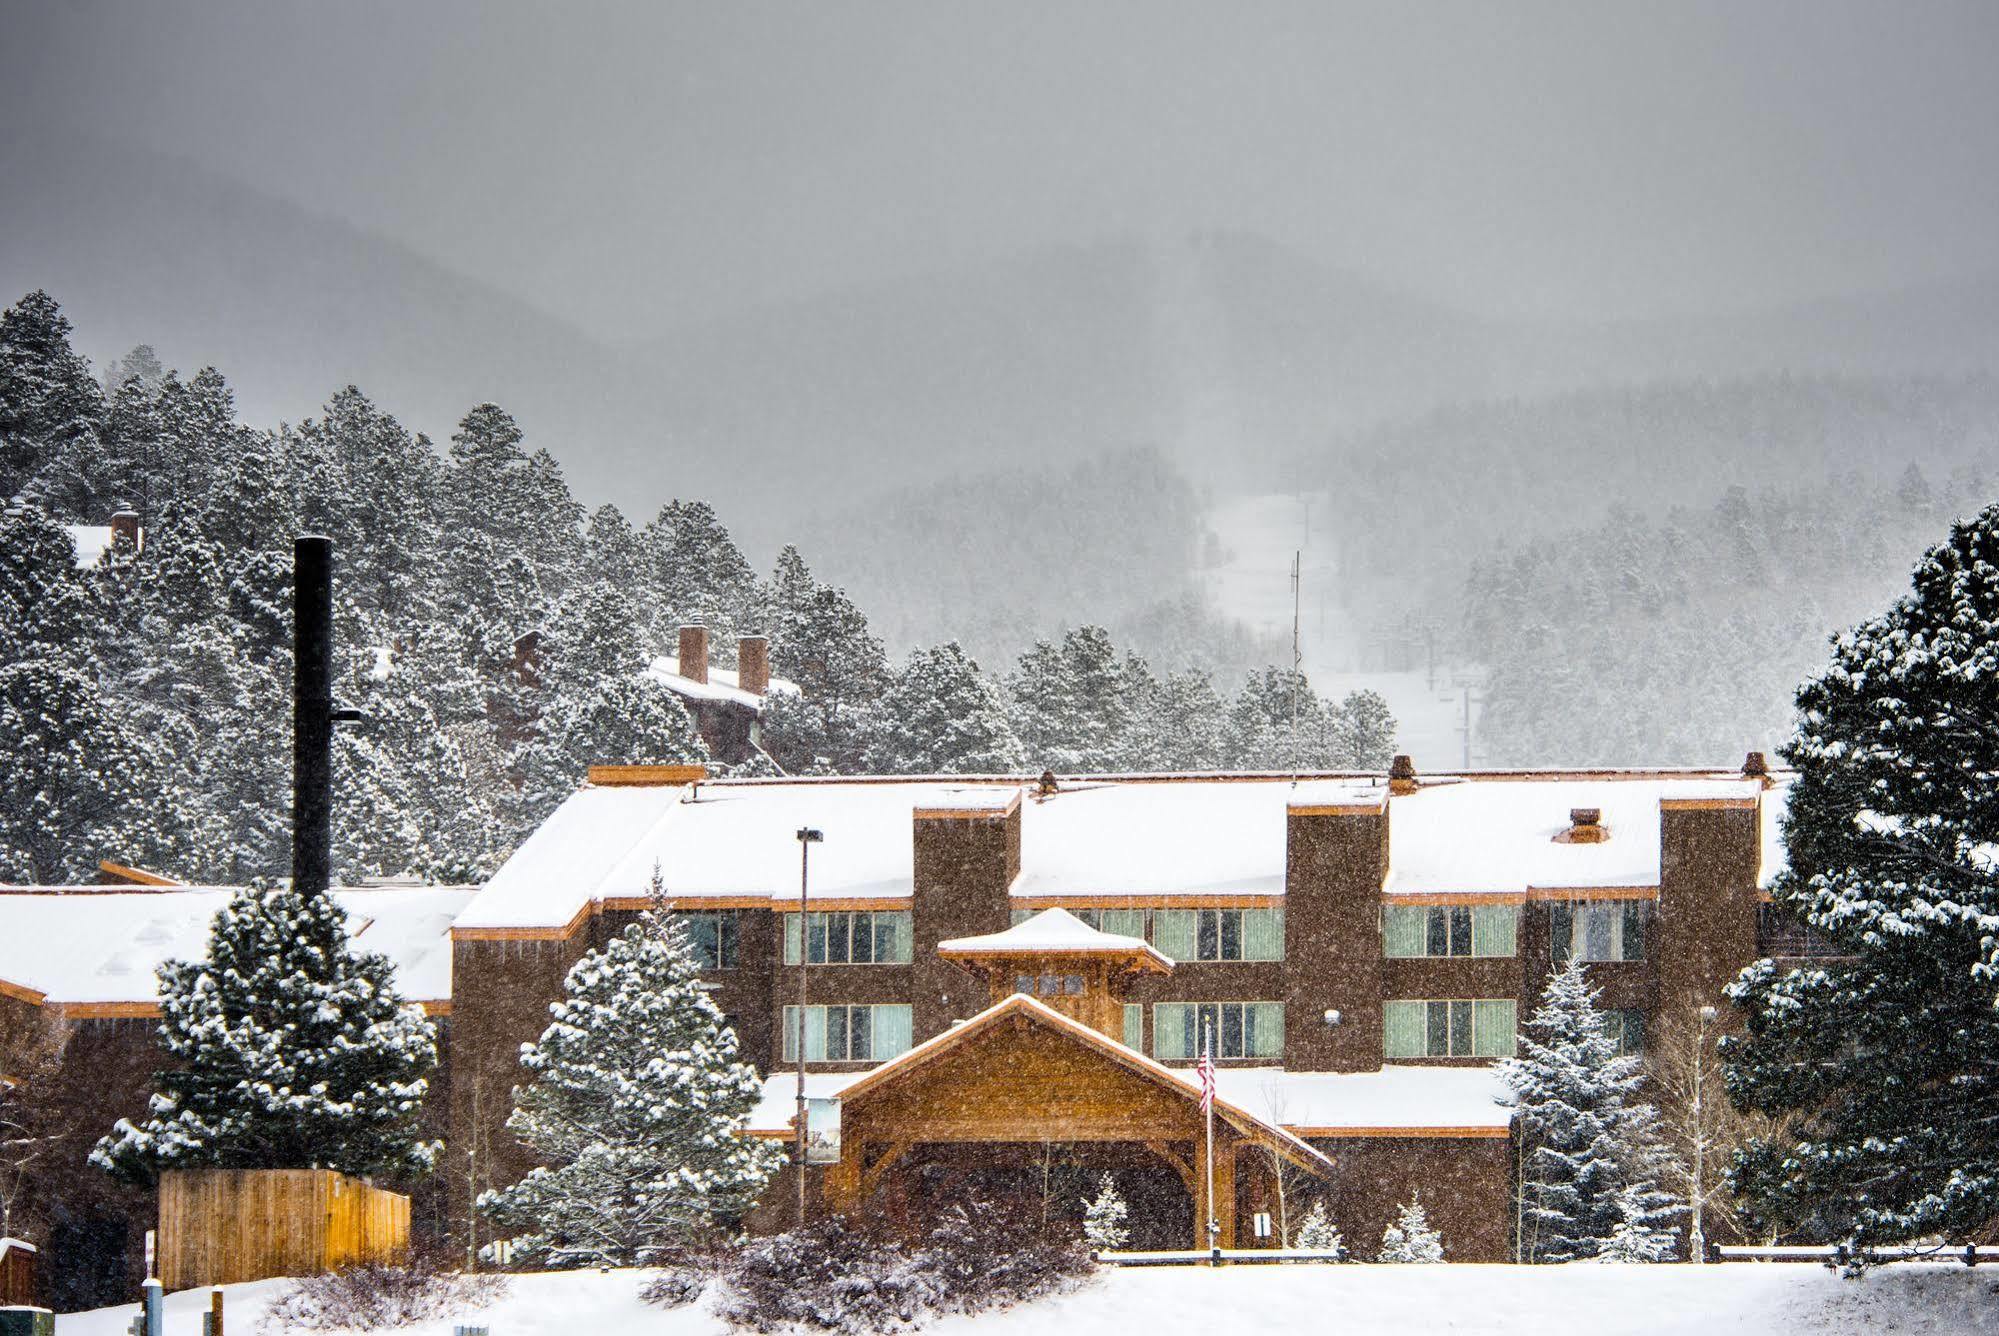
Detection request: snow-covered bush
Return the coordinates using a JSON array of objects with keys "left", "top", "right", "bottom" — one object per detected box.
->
[
  {"left": 1291, "top": 1199, "right": 1345, "bottom": 1256},
  {"left": 1378, "top": 1195, "right": 1444, "bottom": 1263},
  {"left": 715, "top": 1205, "right": 1093, "bottom": 1333},
  {"left": 637, "top": 1265, "right": 710, "bottom": 1310},
  {"left": 259, "top": 1257, "right": 506, "bottom": 1331},
  {"left": 1082, "top": 1172, "right": 1130, "bottom": 1252}
]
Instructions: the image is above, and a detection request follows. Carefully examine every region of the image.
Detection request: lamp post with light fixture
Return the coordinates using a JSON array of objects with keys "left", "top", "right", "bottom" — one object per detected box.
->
[
  {"left": 794, "top": 827, "right": 824, "bottom": 1228},
  {"left": 1690, "top": 1003, "right": 1718, "bottom": 1263}
]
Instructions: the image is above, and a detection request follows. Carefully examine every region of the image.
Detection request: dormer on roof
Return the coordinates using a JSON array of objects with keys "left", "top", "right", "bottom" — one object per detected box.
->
[{"left": 938, "top": 908, "right": 1171, "bottom": 1038}]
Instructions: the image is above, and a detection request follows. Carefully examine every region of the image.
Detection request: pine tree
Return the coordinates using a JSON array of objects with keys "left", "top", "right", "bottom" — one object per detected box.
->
[
  {"left": 93, "top": 884, "right": 439, "bottom": 1181},
  {"left": 645, "top": 499, "right": 761, "bottom": 637},
  {"left": 478, "top": 889, "right": 784, "bottom": 1266},
  {"left": 1006, "top": 627, "right": 1142, "bottom": 772},
  {"left": 862, "top": 642, "right": 1025, "bottom": 774},
  {"left": 1290, "top": 1199, "right": 1344, "bottom": 1256},
  {"left": 1081, "top": 1172, "right": 1129, "bottom": 1252},
  {"left": 1499, "top": 959, "right": 1681, "bottom": 1262},
  {"left": 1725, "top": 501, "right": 1999, "bottom": 1253},
  {"left": 1376, "top": 1194, "right": 1444, "bottom": 1263},
  {"left": 0, "top": 291, "right": 104, "bottom": 500}
]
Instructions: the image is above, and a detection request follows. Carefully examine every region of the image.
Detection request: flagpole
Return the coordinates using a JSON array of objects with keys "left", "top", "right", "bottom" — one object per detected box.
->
[{"left": 1203, "top": 1019, "right": 1217, "bottom": 1260}]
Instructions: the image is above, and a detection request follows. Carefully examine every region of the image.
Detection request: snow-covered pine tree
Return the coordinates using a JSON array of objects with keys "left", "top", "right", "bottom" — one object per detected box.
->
[
  {"left": 0, "top": 290, "right": 104, "bottom": 502},
  {"left": 1377, "top": 1194, "right": 1444, "bottom": 1263},
  {"left": 1725, "top": 500, "right": 1999, "bottom": 1254},
  {"left": 862, "top": 642, "right": 1025, "bottom": 774},
  {"left": 1499, "top": 959, "right": 1681, "bottom": 1262},
  {"left": 478, "top": 886, "right": 783, "bottom": 1265},
  {"left": 1290, "top": 1199, "right": 1344, "bottom": 1256},
  {"left": 92, "top": 884, "right": 439, "bottom": 1180},
  {"left": 1006, "top": 626, "right": 1145, "bottom": 772},
  {"left": 1081, "top": 1172, "right": 1130, "bottom": 1252}
]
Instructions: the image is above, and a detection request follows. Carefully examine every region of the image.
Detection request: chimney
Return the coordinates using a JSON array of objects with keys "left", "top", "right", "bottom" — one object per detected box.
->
[
  {"left": 737, "top": 635, "right": 770, "bottom": 696},
  {"left": 1388, "top": 754, "right": 1418, "bottom": 796},
  {"left": 1742, "top": 750, "right": 1771, "bottom": 784},
  {"left": 110, "top": 506, "right": 140, "bottom": 552},
  {"left": 1555, "top": 807, "right": 1609, "bottom": 844},
  {"left": 677, "top": 624, "right": 709, "bottom": 685}
]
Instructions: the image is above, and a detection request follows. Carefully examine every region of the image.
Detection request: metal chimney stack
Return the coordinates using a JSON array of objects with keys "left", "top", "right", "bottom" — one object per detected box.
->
[{"left": 292, "top": 535, "right": 334, "bottom": 898}]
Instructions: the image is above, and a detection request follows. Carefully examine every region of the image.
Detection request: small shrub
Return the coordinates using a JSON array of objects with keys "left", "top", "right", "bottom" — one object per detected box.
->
[
  {"left": 715, "top": 1205, "right": 1093, "bottom": 1333},
  {"left": 639, "top": 1261, "right": 713, "bottom": 1310},
  {"left": 260, "top": 1255, "right": 508, "bottom": 1332}
]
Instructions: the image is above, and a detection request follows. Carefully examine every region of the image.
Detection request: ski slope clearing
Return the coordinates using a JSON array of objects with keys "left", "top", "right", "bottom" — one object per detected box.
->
[{"left": 55, "top": 1262, "right": 1997, "bottom": 1335}]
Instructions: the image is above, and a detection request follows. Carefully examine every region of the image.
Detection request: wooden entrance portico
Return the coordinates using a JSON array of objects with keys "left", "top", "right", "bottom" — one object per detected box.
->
[{"left": 820, "top": 993, "right": 1331, "bottom": 1249}]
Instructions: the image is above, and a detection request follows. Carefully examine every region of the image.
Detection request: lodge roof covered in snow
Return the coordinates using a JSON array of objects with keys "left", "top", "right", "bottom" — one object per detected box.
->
[
  {"left": 0, "top": 884, "right": 471, "bottom": 1012},
  {"left": 454, "top": 766, "right": 1792, "bottom": 933}
]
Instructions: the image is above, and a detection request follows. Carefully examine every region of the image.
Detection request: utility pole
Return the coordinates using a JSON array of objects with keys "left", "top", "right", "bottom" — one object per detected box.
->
[{"left": 794, "top": 826, "right": 824, "bottom": 1228}]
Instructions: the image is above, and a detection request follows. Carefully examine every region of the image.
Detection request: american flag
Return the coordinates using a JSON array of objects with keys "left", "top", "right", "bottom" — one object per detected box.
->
[{"left": 1196, "top": 1045, "right": 1216, "bottom": 1115}]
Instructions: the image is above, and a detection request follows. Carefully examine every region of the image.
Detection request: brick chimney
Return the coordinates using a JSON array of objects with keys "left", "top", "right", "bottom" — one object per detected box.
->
[
  {"left": 110, "top": 506, "right": 141, "bottom": 552},
  {"left": 737, "top": 635, "right": 770, "bottom": 696},
  {"left": 1554, "top": 807, "right": 1609, "bottom": 844},
  {"left": 1388, "top": 754, "right": 1418, "bottom": 795},
  {"left": 677, "top": 624, "right": 709, "bottom": 685},
  {"left": 1742, "top": 750, "right": 1771, "bottom": 784}
]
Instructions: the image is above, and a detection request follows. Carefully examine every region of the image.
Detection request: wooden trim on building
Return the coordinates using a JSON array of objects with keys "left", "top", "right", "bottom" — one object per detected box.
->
[
  {"left": 771, "top": 898, "right": 916, "bottom": 913},
  {"left": 58, "top": 1001, "right": 159, "bottom": 1019},
  {"left": 1294, "top": 1125, "right": 1512, "bottom": 1139},
  {"left": 586, "top": 763, "right": 708, "bottom": 787},
  {"left": 1658, "top": 796, "right": 1759, "bottom": 811},
  {"left": 602, "top": 895, "right": 770, "bottom": 912},
  {"left": 450, "top": 900, "right": 596, "bottom": 942},
  {"left": 1287, "top": 802, "right": 1388, "bottom": 817},
  {"left": 1010, "top": 893, "right": 1285, "bottom": 910},
  {"left": 0, "top": 977, "right": 48, "bottom": 1007},
  {"left": 1381, "top": 885, "right": 1661, "bottom": 906},
  {"left": 96, "top": 860, "right": 186, "bottom": 886},
  {"left": 912, "top": 793, "right": 1023, "bottom": 821}
]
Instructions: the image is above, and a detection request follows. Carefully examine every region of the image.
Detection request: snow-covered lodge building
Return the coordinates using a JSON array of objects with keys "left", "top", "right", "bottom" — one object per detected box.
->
[{"left": 0, "top": 756, "right": 1793, "bottom": 1286}]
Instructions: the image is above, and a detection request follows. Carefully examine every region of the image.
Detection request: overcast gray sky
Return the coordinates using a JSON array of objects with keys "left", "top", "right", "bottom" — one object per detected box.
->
[{"left": 6, "top": 0, "right": 1999, "bottom": 341}]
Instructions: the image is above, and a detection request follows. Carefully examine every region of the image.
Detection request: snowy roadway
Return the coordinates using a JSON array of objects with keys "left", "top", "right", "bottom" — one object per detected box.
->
[{"left": 56, "top": 1261, "right": 1996, "bottom": 1335}]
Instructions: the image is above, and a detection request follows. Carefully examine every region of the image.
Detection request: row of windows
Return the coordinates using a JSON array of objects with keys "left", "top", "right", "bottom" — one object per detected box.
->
[
  {"left": 1008, "top": 906, "right": 1285, "bottom": 961},
  {"left": 782, "top": 911, "right": 915, "bottom": 965},
  {"left": 694, "top": 901, "right": 1648, "bottom": 970},
  {"left": 779, "top": 997, "right": 1642, "bottom": 1064}
]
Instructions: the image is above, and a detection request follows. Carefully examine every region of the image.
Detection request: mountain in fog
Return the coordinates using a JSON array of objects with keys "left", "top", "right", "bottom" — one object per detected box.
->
[{"left": 10, "top": 129, "right": 1999, "bottom": 556}]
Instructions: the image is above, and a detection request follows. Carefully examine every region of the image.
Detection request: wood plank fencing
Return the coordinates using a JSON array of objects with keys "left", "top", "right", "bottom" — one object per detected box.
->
[{"left": 158, "top": 1169, "right": 409, "bottom": 1290}]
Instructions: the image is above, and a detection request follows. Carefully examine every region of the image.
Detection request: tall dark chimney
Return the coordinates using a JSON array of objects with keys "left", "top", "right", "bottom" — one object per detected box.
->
[{"left": 293, "top": 536, "right": 334, "bottom": 898}]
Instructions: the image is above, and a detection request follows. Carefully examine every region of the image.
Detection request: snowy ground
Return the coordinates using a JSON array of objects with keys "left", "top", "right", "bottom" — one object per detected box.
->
[{"left": 57, "top": 1263, "right": 1999, "bottom": 1335}]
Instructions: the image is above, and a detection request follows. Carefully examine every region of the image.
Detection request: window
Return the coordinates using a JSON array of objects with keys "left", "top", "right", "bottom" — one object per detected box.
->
[
  {"left": 1384, "top": 999, "right": 1517, "bottom": 1058},
  {"left": 1011, "top": 906, "right": 1285, "bottom": 961},
  {"left": 1608, "top": 1009, "right": 1645, "bottom": 1056},
  {"left": 1123, "top": 1003, "right": 1143, "bottom": 1051},
  {"left": 1383, "top": 904, "right": 1517, "bottom": 958},
  {"left": 783, "top": 911, "right": 913, "bottom": 965},
  {"left": 678, "top": 911, "right": 740, "bottom": 969},
  {"left": 1012, "top": 973, "right": 1085, "bottom": 998},
  {"left": 1152, "top": 1002, "right": 1284, "bottom": 1060},
  {"left": 781, "top": 1004, "right": 914, "bottom": 1062},
  {"left": 1552, "top": 902, "right": 1648, "bottom": 963}
]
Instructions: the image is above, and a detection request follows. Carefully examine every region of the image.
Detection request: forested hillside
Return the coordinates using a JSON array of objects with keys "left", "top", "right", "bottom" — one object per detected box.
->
[{"left": 0, "top": 291, "right": 1392, "bottom": 886}]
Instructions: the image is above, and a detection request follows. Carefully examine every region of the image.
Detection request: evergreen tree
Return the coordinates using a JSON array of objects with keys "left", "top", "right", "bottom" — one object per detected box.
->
[
  {"left": 1336, "top": 689, "right": 1397, "bottom": 770},
  {"left": 1081, "top": 1172, "right": 1129, "bottom": 1252},
  {"left": 478, "top": 890, "right": 783, "bottom": 1266},
  {"left": 862, "top": 642, "right": 1025, "bottom": 774},
  {"left": 1725, "top": 501, "right": 1999, "bottom": 1253},
  {"left": 645, "top": 499, "right": 761, "bottom": 637},
  {"left": 1006, "top": 626, "right": 1142, "bottom": 772},
  {"left": 764, "top": 547, "right": 886, "bottom": 772},
  {"left": 93, "top": 885, "right": 439, "bottom": 1180},
  {"left": 1500, "top": 960, "right": 1681, "bottom": 1262},
  {"left": 1290, "top": 1199, "right": 1344, "bottom": 1256},
  {"left": 1126, "top": 669, "right": 1227, "bottom": 772},
  {"left": 0, "top": 291, "right": 103, "bottom": 500},
  {"left": 1376, "top": 1194, "right": 1444, "bottom": 1263}
]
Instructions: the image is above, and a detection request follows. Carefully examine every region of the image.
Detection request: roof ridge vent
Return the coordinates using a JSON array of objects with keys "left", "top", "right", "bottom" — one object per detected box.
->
[{"left": 1553, "top": 807, "right": 1609, "bottom": 844}]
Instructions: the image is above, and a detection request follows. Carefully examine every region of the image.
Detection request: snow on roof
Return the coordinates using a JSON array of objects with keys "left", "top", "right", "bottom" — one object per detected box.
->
[
  {"left": 464, "top": 771, "right": 1787, "bottom": 930},
  {"left": 1382, "top": 776, "right": 1763, "bottom": 896},
  {"left": 745, "top": 1072, "right": 865, "bottom": 1133},
  {"left": 645, "top": 655, "right": 798, "bottom": 709},
  {"left": 0, "top": 885, "right": 471, "bottom": 1005},
  {"left": 64, "top": 524, "right": 113, "bottom": 566},
  {"left": 938, "top": 907, "right": 1160, "bottom": 958},
  {"left": 1208, "top": 1065, "right": 1514, "bottom": 1133}
]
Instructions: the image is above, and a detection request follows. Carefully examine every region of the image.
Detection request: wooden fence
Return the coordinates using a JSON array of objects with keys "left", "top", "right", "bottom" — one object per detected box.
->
[{"left": 158, "top": 1169, "right": 409, "bottom": 1291}]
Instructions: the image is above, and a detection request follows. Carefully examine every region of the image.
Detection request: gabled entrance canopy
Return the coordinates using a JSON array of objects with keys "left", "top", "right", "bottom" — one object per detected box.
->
[{"left": 823, "top": 992, "right": 1330, "bottom": 1247}]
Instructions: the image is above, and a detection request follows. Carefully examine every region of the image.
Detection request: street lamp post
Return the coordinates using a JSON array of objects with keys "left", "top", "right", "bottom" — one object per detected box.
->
[
  {"left": 794, "top": 827, "right": 824, "bottom": 1229},
  {"left": 1691, "top": 1003, "right": 1718, "bottom": 1263}
]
